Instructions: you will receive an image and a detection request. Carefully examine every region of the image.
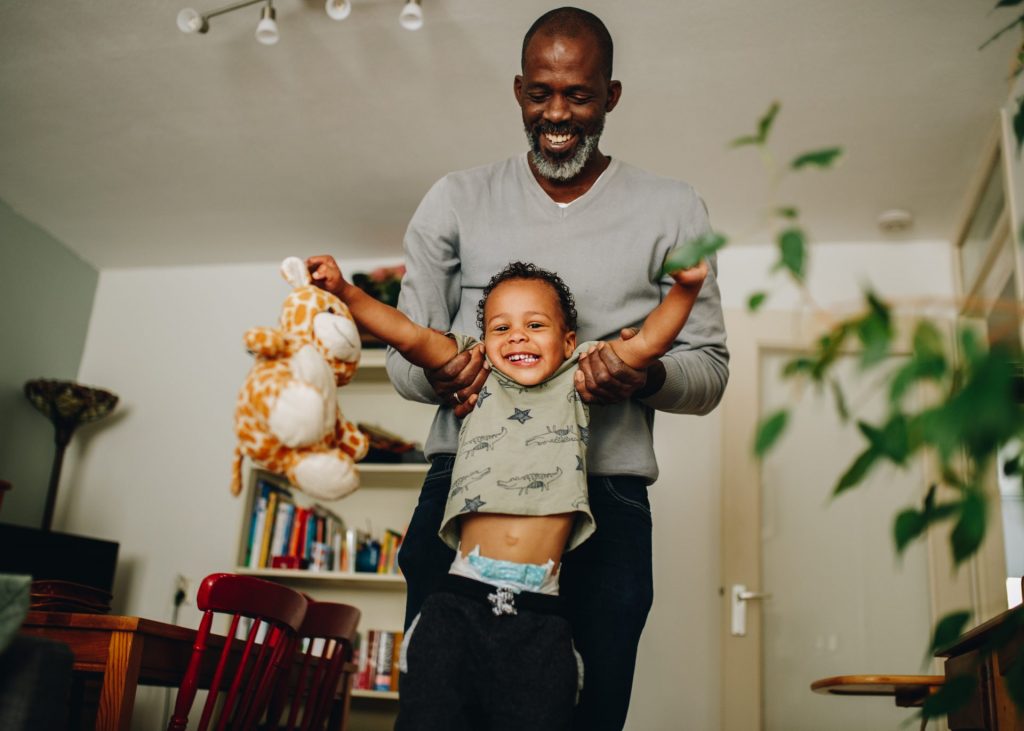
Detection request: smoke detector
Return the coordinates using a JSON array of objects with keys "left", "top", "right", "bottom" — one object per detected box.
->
[{"left": 877, "top": 209, "right": 913, "bottom": 234}]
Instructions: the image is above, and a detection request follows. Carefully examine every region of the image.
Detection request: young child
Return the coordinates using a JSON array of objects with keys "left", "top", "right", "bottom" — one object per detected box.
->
[{"left": 307, "top": 255, "right": 707, "bottom": 730}]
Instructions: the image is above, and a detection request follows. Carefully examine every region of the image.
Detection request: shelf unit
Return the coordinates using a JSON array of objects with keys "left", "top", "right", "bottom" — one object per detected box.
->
[{"left": 234, "top": 347, "right": 436, "bottom": 724}]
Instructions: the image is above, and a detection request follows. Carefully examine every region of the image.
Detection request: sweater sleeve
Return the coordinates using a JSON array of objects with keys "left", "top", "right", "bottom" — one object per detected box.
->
[
  {"left": 385, "top": 176, "right": 463, "bottom": 404},
  {"left": 639, "top": 192, "right": 730, "bottom": 415}
]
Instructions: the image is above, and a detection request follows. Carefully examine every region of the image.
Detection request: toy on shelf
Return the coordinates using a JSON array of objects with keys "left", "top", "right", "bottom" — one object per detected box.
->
[{"left": 232, "top": 257, "right": 369, "bottom": 500}]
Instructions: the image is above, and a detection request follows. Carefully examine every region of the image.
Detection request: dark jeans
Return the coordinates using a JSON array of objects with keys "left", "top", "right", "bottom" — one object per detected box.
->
[{"left": 397, "top": 454, "right": 654, "bottom": 731}]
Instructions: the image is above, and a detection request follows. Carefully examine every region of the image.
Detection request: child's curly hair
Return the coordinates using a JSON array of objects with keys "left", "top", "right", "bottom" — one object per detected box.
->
[{"left": 476, "top": 262, "right": 578, "bottom": 333}]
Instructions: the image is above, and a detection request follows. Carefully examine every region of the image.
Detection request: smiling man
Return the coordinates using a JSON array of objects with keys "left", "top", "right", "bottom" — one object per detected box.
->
[{"left": 385, "top": 7, "right": 729, "bottom": 729}]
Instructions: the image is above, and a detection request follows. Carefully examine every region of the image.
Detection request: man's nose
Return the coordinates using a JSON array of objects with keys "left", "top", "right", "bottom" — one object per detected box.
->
[{"left": 543, "top": 95, "right": 571, "bottom": 124}]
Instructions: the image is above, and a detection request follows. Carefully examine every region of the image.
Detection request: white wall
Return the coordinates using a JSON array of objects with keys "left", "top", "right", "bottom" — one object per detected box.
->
[{"left": 61, "top": 239, "right": 954, "bottom": 730}]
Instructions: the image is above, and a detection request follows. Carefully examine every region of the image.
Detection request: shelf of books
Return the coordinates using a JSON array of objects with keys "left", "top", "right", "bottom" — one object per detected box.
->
[{"left": 237, "top": 469, "right": 409, "bottom": 578}]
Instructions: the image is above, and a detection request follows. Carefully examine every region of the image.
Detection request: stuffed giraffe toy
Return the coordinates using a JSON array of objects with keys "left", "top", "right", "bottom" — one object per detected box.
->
[{"left": 232, "top": 257, "right": 369, "bottom": 500}]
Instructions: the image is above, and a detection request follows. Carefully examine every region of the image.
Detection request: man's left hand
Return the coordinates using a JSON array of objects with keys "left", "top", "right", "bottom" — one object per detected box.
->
[{"left": 575, "top": 331, "right": 666, "bottom": 404}]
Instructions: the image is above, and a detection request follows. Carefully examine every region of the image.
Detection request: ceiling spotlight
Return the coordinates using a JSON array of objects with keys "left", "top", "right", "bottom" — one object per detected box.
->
[
  {"left": 399, "top": 0, "right": 423, "bottom": 31},
  {"left": 255, "top": 2, "right": 279, "bottom": 45},
  {"left": 325, "top": 0, "right": 351, "bottom": 21},
  {"left": 177, "top": 7, "right": 209, "bottom": 33}
]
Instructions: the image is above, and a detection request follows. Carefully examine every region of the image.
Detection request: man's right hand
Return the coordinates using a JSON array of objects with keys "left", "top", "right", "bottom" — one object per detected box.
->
[{"left": 425, "top": 344, "right": 489, "bottom": 418}]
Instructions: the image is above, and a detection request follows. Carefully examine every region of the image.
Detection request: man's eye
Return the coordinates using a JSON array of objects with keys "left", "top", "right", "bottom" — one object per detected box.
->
[
  {"left": 570, "top": 95, "right": 592, "bottom": 104},
  {"left": 528, "top": 93, "right": 548, "bottom": 102}
]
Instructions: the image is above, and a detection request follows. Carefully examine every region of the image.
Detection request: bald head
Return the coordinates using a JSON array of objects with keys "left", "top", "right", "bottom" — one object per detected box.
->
[{"left": 521, "top": 7, "right": 614, "bottom": 81}]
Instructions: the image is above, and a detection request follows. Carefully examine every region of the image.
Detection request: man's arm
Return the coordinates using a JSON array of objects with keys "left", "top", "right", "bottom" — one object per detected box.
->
[{"left": 383, "top": 177, "right": 488, "bottom": 414}]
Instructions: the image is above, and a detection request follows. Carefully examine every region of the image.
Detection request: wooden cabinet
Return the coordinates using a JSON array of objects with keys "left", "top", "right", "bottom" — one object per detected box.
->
[{"left": 233, "top": 348, "right": 435, "bottom": 727}]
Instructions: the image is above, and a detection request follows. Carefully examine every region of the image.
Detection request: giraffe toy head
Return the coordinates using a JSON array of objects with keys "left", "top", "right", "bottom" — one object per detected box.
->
[{"left": 231, "top": 257, "right": 369, "bottom": 501}]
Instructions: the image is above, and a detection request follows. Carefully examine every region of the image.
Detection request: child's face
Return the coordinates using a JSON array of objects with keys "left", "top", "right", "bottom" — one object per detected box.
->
[{"left": 482, "top": 278, "right": 577, "bottom": 386}]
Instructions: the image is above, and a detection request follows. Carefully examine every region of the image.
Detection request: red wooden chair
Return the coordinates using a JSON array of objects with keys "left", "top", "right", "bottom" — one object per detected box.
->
[
  {"left": 166, "top": 573, "right": 308, "bottom": 731},
  {"left": 267, "top": 599, "right": 361, "bottom": 731}
]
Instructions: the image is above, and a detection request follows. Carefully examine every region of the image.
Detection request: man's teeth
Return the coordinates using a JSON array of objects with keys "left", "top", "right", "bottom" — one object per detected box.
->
[
  {"left": 507, "top": 354, "right": 539, "bottom": 363},
  {"left": 545, "top": 133, "right": 573, "bottom": 145}
]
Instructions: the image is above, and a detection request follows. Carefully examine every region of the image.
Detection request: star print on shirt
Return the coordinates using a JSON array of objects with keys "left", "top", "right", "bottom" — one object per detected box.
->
[
  {"left": 476, "top": 386, "right": 491, "bottom": 407},
  {"left": 578, "top": 425, "right": 590, "bottom": 445},
  {"left": 461, "top": 495, "right": 486, "bottom": 513},
  {"left": 507, "top": 408, "right": 532, "bottom": 424},
  {"left": 576, "top": 455, "right": 584, "bottom": 471}
]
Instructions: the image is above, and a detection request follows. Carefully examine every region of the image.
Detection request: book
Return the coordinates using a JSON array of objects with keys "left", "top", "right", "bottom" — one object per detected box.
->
[
  {"left": 269, "top": 500, "right": 294, "bottom": 560},
  {"left": 247, "top": 494, "right": 268, "bottom": 569},
  {"left": 258, "top": 488, "right": 279, "bottom": 568},
  {"left": 374, "top": 631, "right": 395, "bottom": 691}
]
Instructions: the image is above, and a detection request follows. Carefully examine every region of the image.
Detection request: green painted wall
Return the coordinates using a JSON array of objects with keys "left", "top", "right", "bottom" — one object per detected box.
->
[{"left": 0, "top": 199, "right": 98, "bottom": 528}]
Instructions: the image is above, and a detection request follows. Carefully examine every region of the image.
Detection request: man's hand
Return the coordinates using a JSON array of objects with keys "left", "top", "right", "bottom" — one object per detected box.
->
[
  {"left": 425, "top": 344, "right": 489, "bottom": 418},
  {"left": 575, "top": 330, "right": 666, "bottom": 404}
]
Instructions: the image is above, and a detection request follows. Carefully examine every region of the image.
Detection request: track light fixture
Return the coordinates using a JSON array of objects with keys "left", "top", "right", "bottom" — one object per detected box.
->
[
  {"left": 399, "top": 0, "right": 423, "bottom": 30},
  {"left": 177, "top": 0, "right": 426, "bottom": 43}
]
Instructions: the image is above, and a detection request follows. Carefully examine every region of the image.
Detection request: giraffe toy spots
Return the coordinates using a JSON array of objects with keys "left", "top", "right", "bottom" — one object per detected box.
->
[{"left": 231, "top": 257, "right": 369, "bottom": 500}]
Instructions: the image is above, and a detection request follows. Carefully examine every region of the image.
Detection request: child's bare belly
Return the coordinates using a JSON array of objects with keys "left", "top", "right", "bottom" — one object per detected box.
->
[{"left": 458, "top": 512, "right": 574, "bottom": 566}]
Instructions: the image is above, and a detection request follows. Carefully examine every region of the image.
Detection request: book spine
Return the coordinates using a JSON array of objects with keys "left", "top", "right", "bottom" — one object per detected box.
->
[
  {"left": 270, "top": 501, "right": 293, "bottom": 560},
  {"left": 390, "top": 630, "right": 403, "bottom": 691},
  {"left": 374, "top": 631, "right": 395, "bottom": 691},
  {"left": 247, "top": 496, "right": 268, "bottom": 569},
  {"left": 259, "top": 489, "right": 278, "bottom": 568}
]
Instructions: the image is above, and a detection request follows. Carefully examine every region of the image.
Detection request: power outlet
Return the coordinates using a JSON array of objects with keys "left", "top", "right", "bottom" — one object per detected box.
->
[{"left": 174, "top": 574, "right": 195, "bottom": 606}]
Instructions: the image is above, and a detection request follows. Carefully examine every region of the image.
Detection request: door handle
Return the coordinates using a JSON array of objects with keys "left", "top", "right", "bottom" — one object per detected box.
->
[{"left": 730, "top": 584, "right": 772, "bottom": 637}]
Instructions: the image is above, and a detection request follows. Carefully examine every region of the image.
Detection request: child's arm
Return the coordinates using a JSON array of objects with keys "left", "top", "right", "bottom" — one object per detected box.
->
[
  {"left": 307, "top": 255, "right": 459, "bottom": 370},
  {"left": 606, "top": 260, "right": 709, "bottom": 370}
]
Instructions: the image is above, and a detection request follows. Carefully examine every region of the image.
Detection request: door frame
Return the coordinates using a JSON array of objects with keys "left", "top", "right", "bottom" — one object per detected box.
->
[{"left": 718, "top": 307, "right": 1007, "bottom": 730}]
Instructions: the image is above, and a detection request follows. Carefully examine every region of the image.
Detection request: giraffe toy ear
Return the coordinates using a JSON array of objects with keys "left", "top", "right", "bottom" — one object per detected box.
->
[{"left": 280, "top": 256, "right": 311, "bottom": 289}]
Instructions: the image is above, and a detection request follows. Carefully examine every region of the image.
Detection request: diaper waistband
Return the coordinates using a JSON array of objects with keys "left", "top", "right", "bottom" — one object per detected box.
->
[{"left": 438, "top": 574, "right": 567, "bottom": 618}]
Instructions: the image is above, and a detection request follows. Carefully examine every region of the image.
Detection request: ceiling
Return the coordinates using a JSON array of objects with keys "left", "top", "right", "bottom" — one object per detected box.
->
[{"left": 0, "top": 0, "right": 1019, "bottom": 269}]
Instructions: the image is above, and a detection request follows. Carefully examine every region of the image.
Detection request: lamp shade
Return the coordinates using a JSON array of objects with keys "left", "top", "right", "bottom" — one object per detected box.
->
[{"left": 177, "top": 7, "right": 208, "bottom": 33}]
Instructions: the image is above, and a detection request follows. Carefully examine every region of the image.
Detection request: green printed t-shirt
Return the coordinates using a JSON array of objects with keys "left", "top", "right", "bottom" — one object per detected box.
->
[{"left": 439, "top": 334, "right": 597, "bottom": 553}]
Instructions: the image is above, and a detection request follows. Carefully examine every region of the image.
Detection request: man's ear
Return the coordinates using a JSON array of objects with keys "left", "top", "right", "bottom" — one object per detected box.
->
[
  {"left": 564, "top": 330, "right": 577, "bottom": 358},
  {"left": 606, "top": 80, "right": 622, "bottom": 113},
  {"left": 514, "top": 75, "right": 524, "bottom": 106}
]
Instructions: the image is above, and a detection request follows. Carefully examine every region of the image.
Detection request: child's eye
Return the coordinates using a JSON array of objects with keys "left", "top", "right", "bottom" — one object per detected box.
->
[{"left": 528, "top": 322, "right": 544, "bottom": 329}]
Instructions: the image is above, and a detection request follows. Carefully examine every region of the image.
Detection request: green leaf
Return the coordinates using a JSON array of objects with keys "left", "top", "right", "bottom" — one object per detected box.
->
[
  {"left": 995, "top": 0, "right": 1024, "bottom": 8},
  {"left": 951, "top": 490, "right": 987, "bottom": 564},
  {"left": 729, "top": 135, "right": 761, "bottom": 148},
  {"left": 834, "top": 447, "right": 879, "bottom": 496},
  {"left": 929, "top": 610, "right": 972, "bottom": 655},
  {"left": 730, "top": 101, "right": 780, "bottom": 147},
  {"left": 747, "top": 291, "right": 768, "bottom": 312},
  {"left": 776, "top": 206, "right": 799, "bottom": 219},
  {"left": 662, "top": 232, "right": 727, "bottom": 274},
  {"left": 791, "top": 147, "right": 843, "bottom": 170},
  {"left": 782, "top": 356, "right": 815, "bottom": 377},
  {"left": 894, "top": 508, "right": 927, "bottom": 553},
  {"left": 829, "top": 378, "right": 849, "bottom": 422},
  {"left": 856, "top": 292, "right": 893, "bottom": 368},
  {"left": 775, "top": 228, "right": 806, "bottom": 282},
  {"left": 921, "top": 674, "right": 976, "bottom": 719},
  {"left": 758, "top": 101, "right": 781, "bottom": 140},
  {"left": 754, "top": 410, "right": 789, "bottom": 457}
]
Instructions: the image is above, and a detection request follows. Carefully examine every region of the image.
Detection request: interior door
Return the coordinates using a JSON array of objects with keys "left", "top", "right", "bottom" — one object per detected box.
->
[{"left": 718, "top": 309, "right": 978, "bottom": 731}]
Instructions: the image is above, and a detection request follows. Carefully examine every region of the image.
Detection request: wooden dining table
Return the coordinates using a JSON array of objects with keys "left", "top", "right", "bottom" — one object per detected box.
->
[{"left": 19, "top": 610, "right": 236, "bottom": 731}]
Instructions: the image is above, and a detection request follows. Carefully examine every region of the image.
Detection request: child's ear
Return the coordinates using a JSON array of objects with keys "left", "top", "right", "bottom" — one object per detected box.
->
[{"left": 564, "top": 330, "right": 577, "bottom": 358}]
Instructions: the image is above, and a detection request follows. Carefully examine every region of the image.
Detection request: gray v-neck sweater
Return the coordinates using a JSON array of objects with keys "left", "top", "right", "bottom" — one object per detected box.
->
[{"left": 385, "top": 153, "right": 729, "bottom": 483}]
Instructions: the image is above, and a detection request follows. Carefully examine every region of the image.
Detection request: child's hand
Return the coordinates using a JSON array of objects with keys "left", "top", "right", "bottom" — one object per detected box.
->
[
  {"left": 306, "top": 255, "right": 348, "bottom": 297},
  {"left": 667, "top": 258, "right": 708, "bottom": 290}
]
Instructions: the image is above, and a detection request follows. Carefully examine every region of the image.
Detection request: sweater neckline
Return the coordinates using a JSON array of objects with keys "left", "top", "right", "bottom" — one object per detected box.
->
[{"left": 517, "top": 153, "right": 620, "bottom": 218}]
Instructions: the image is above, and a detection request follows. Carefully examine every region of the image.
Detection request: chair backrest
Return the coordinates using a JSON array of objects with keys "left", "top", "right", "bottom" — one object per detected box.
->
[
  {"left": 267, "top": 599, "right": 361, "bottom": 731},
  {"left": 166, "top": 573, "right": 308, "bottom": 731}
]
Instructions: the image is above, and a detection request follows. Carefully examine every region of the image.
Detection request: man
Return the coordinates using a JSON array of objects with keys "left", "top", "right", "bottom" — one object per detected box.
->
[{"left": 386, "top": 7, "right": 728, "bottom": 729}]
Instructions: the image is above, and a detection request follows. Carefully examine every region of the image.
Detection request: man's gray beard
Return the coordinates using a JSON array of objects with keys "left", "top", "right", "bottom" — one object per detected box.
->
[{"left": 525, "top": 119, "right": 604, "bottom": 182}]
